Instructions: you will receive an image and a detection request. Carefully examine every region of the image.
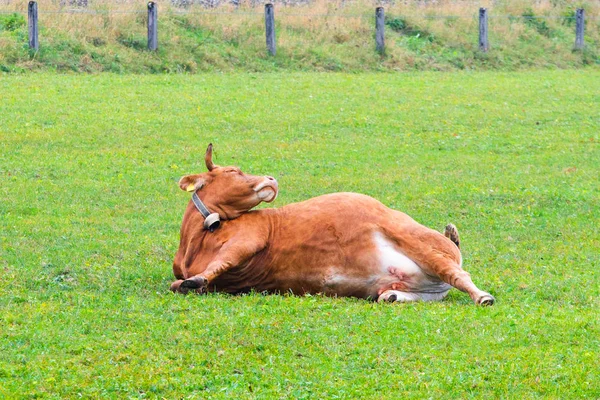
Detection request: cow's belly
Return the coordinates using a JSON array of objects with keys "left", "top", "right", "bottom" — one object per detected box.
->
[
  {"left": 371, "top": 231, "right": 451, "bottom": 292},
  {"left": 320, "top": 231, "right": 450, "bottom": 298},
  {"left": 247, "top": 231, "right": 451, "bottom": 299}
]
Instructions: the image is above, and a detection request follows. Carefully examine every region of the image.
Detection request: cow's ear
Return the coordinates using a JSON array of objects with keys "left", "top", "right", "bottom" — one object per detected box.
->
[{"left": 178, "top": 174, "right": 206, "bottom": 192}]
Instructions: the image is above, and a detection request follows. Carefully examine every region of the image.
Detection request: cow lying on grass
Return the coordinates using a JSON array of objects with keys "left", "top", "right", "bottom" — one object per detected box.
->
[{"left": 170, "top": 144, "right": 495, "bottom": 305}]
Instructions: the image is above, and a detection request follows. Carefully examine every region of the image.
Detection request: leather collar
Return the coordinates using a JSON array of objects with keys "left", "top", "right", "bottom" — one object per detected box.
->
[{"left": 191, "top": 192, "right": 221, "bottom": 232}]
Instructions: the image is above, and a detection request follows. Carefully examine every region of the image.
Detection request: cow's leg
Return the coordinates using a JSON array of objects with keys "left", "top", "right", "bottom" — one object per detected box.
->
[
  {"left": 177, "top": 275, "right": 208, "bottom": 294},
  {"left": 171, "top": 246, "right": 186, "bottom": 280},
  {"left": 174, "top": 238, "right": 267, "bottom": 295},
  {"left": 436, "top": 263, "right": 495, "bottom": 306},
  {"left": 377, "top": 290, "right": 450, "bottom": 303},
  {"left": 173, "top": 263, "right": 185, "bottom": 281}
]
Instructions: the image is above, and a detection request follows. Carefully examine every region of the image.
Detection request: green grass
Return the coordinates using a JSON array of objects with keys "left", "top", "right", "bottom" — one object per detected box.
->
[{"left": 1, "top": 70, "right": 599, "bottom": 398}]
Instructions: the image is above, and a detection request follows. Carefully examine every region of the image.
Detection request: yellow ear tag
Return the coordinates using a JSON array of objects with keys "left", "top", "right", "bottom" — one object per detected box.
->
[{"left": 186, "top": 184, "right": 196, "bottom": 192}]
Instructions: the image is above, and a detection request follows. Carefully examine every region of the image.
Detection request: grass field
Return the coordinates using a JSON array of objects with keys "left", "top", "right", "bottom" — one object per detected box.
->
[{"left": 1, "top": 70, "right": 599, "bottom": 398}]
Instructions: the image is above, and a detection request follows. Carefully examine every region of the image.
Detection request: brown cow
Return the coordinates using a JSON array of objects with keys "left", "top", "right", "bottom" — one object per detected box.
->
[{"left": 170, "top": 144, "right": 495, "bottom": 305}]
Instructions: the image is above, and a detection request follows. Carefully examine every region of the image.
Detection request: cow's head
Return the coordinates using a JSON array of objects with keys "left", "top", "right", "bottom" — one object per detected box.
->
[{"left": 178, "top": 144, "right": 279, "bottom": 221}]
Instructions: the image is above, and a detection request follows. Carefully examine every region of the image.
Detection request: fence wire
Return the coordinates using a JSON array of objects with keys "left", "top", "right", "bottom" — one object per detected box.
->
[{"left": 3, "top": 8, "right": 598, "bottom": 20}]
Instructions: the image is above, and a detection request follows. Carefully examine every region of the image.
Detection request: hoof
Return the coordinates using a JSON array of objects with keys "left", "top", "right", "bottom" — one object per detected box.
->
[
  {"left": 377, "top": 291, "right": 399, "bottom": 303},
  {"left": 170, "top": 280, "right": 184, "bottom": 293},
  {"left": 180, "top": 276, "right": 208, "bottom": 295},
  {"left": 477, "top": 294, "right": 495, "bottom": 306}
]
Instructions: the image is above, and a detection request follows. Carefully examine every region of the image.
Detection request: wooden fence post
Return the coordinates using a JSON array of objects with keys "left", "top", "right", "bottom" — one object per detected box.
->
[
  {"left": 375, "top": 7, "right": 385, "bottom": 55},
  {"left": 28, "top": 1, "right": 38, "bottom": 51},
  {"left": 147, "top": 1, "right": 157, "bottom": 51},
  {"left": 265, "top": 3, "right": 276, "bottom": 56},
  {"left": 574, "top": 8, "right": 585, "bottom": 50},
  {"left": 479, "top": 8, "right": 488, "bottom": 52}
]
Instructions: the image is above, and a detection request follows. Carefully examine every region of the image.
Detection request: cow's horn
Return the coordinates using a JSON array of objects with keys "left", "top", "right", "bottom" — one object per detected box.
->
[
  {"left": 204, "top": 212, "right": 221, "bottom": 232},
  {"left": 205, "top": 143, "right": 216, "bottom": 171}
]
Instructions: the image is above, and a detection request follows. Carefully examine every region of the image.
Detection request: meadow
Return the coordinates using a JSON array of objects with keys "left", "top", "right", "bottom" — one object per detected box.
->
[{"left": 1, "top": 70, "right": 599, "bottom": 398}]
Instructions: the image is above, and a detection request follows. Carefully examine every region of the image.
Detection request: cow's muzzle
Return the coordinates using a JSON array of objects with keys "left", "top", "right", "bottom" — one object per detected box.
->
[{"left": 254, "top": 176, "right": 278, "bottom": 203}]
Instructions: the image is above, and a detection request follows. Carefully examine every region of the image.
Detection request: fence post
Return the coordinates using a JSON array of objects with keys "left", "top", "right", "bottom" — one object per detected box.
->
[
  {"left": 479, "top": 8, "right": 488, "bottom": 52},
  {"left": 147, "top": 1, "right": 157, "bottom": 51},
  {"left": 375, "top": 7, "right": 385, "bottom": 55},
  {"left": 265, "top": 3, "right": 276, "bottom": 56},
  {"left": 28, "top": 1, "right": 38, "bottom": 51},
  {"left": 574, "top": 8, "right": 585, "bottom": 50}
]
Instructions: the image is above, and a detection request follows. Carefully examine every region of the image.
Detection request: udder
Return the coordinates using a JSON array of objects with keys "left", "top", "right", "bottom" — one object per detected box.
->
[
  {"left": 372, "top": 231, "right": 451, "bottom": 294},
  {"left": 322, "top": 231, "right": 451, "bottom": 300}
]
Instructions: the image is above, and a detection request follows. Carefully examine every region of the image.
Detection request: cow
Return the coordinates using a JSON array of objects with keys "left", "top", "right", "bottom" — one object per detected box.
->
[{"left": 170, "top": 144, "right": 495, "bottom": 306}]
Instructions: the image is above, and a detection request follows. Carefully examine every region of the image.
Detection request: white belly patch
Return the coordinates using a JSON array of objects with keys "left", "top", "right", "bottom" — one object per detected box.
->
[
  {"left": 322, "top": 232, "right": 451, "bottom": 297},
  {"left": 373, "top": 231, "right": 451, "bottom": 293},
  {"left": 373, "top": 231, "right": 421, "bottom": 275}
]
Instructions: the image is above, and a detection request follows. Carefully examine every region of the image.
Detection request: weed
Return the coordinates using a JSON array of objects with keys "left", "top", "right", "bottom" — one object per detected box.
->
[
  {"left": 117, "top": 34, "right": 147, "bottom": 50},
  {"left": 522, "top": 8, "right": 554, "bottom": 38},
  {"left": 386, "top": 16, "right": 407, "bottom": 32},
  {"left": 0, "top": 13, "right": 25, "bottom": 32}
]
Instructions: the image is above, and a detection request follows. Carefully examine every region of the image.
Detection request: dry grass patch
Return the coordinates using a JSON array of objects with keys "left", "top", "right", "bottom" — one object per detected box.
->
[{"left": 0, "top": 0, "right": 598, "bottom": 71}]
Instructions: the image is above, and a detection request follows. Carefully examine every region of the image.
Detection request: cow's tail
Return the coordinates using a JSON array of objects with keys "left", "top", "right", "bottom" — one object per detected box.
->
[{"left": 444, "top": 223, "right": 460, "bottom": 249}]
